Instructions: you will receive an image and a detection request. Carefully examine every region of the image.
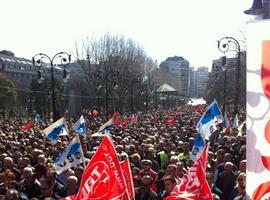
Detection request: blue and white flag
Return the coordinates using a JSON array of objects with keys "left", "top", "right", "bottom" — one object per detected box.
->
[
  {"left": 34, "top": 113, "right": 42, "bottom": 123},
  {"left": 191, "top": 133, "right": 205, "bottom": 162},
  {"left": 191, "top": 100, "right": 222, "bottom": 162},
  {"left": 196, "top": 99, "right": 223, "bottom": 140},
  {"left": 42, "top": 117, "right": 68, "bottom": 143},
  {"left": 91, "top": 117, "right": 114, "bottom": 137},
  {"left": 54, "top": 135, "right": 84, "bottom": 174},
  {"left": 73, "top": 115, "right": 87, "bottom": 136},
  {"left": 98, "top": 117, "right": 114, "bottom": 133}
]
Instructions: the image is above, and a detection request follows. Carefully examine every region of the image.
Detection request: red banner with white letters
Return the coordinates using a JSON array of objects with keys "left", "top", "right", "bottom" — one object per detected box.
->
[
  {"left": 75, "top": 135, "right": 127, "bottom": 200},
  {"left": 120, "top": 157, "right": 135, "bottom": 200},
  {"left": 165, "top": 145, "right": 212, "bottom": 200}
]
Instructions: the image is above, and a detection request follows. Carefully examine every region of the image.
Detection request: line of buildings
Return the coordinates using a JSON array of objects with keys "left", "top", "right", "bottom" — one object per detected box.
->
[{"left": 159, "top": 56, "right": 209, "bottom": 98}]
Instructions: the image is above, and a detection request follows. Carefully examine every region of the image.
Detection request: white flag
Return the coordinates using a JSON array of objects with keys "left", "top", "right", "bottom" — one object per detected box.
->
[
  {"left": 42, "top": 117, "right": 68, "bottom": 142},
  {"left": 54, "top": 135, "right": 84, "bottom": 174}
]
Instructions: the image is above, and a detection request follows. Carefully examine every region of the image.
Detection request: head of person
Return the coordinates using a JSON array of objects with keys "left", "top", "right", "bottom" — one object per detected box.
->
[
  {"left": 237, "top": 172, "right": 246, "bottom": 190},
  {"left": 37, "top": 154, "right": 46, "bottom": 165},
  {"left": 165, "top": 164, "right": 177, "bottom": 177},
  {"left": 115, "top": 145, "right": 123, "bottom": 154},
  {"left": 146, "top": 147, "right": 156, "bottom": 159},
  {"left": 224, "top": 162, "right": 233, "bottom": 175},
  {"left": 239, "top": 160, "right": 246, "bottom": 173},
  {"left": 163, "top": 175, "right": 176, "bottom": 194},
  {"left": 22, "top": 167, "right": 35, "bottom": 184},
  {"left": 215, "top": 149, "right": 225, "bottom": 163},
  {"left": 141, "top": 159, "right": 152, "bottom": 171},
  {"left": 164, "top": 142, "right": 173, "bottom": 153},
  {"left": 46, "top": 169, "right": 57, "bottom": 182},
  {"left": 131, "top": 153, "right": 141, "bottom": 165},
  {"left": 73, "top": 166, "right": 84, "bottom": 182},
  {"left": 140, "top": 175, "right": 152, "bottom": 192},
  {"left": 182, "top": 142, "right": 190, "bottom": 154},
  {"left": 5, "top": 189, "right": 19, "bottom": 200},
  {"left": 224, "top": 153, "right": 232, "bottom": 163},
  {"left": 66, "top": 176, "right": 78, "bottom": 191},
  {"left": 169, "top": 156, "right": 179, "bottom": 164},
  {"left": 40, "top": 177, "right": 54, "bottom": 198},
  {"left": 3, "top": 157, "right": 13, "bottom": 170}
]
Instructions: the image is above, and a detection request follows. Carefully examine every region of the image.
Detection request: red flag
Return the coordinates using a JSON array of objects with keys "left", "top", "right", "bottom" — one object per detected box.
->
[
  {"left": 165, "top": 145, "right": 212, "bottom": 200},
  {"left": 120, "top": 157, "right": 135, "bottom": 200},
  {"left": 195, "top": 105, "right": 203, "bottom": 114},
  {"left": 113, "top": 112, "right": 121, "bottom": 127},
  {"left": 108, "top": 113, "right": 112, "bottom": 120},
  {"left": 122, "top": 118, "right": 127, "bottom": 128},
  {"left": 131, "top": 114, "right": 137, "bottom": 125},
  {"left": 75, "top": 136, "right": 128, "bottom": 200},
  {"left": 168, "top": 118, "right": 174, "bottom": 125},
  {"left": 21, "top": 119, "right": 34, "bottom": 132},
  {"left": 198, "top": 143, "right": 209, "bottom": 170}
]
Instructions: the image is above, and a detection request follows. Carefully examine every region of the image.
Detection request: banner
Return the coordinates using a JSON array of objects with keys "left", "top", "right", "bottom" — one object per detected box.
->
[
  {"left": 21, "top": 119, "right": 34, "bottom": 132},
  {"left": 191, "top": 100, "right": 222, "bottom": 162},
  {"left": 120, "top": 157, "right": 135, "bottom": 200},
  {"left": 42, "top": 117, "right": 68, "bottom": 142},
  {"left": 247, "top": 20, "right": 270, "bottom": 199},
  {"left": 165, "top": 144, "right": 212, "bottom": 200},
  {"left": 54, "top": 135, "right": 84, "bottom": 174},
  {"left": 75, "top": 135, "right": 127, "bottom": 200},
  {"left": 73, "top": 115, "right": 87, "bottom": 136}
]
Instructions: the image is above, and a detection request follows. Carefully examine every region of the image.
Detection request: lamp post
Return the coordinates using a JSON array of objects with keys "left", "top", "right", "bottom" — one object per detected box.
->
[
  {"left": 98, "top": 56, "right": 118, "bottom": 120},
  {"left": 32, "top": 52, "right": 71, "bottom": 122},
  {"left": 217, "top": 37, "right": 241, "bottom": 116}
]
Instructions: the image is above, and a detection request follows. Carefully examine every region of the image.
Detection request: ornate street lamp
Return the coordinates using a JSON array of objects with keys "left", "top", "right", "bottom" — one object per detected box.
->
[
  {"left": 32, "top": 52, "right": 71, "bottom": 121},
  {"left": 217, "top": 37, "right": 241, "bottom": 116}
]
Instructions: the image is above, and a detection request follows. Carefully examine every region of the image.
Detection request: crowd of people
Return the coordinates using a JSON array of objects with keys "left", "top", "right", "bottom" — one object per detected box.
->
[{"left": 0, "top": 104, "right": 246, "bottom": 200}]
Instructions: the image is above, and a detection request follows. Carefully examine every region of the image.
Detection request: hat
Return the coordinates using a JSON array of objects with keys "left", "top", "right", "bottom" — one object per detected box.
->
[{"left": 141, "top": 159, "right": 152, "bottom": 165}]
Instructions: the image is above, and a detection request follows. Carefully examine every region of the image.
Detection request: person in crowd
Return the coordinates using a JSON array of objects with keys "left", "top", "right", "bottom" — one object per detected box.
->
[
  {"left": 39, "top": 177, "right": 61, "bottom": 200},
  {"left": 229, "top": 172, "right": 246, "bottom": 200},
  {"left": 158, "top": 175, "right": 177, "bottom": 199},
  {"left": 19, "top": 167, "right": 41, "bottom": 199},
  {"left": 157, "top": 141, "right": 173, "bottom": 170},
  {"left": 139, "top": 159, "right": 157, "bottom": 182},
  {"left": 215, "top": 162, "right": 237, "bottom": 200},
  {"left": 0, "top": 104, "right": 246, "bottom": 200},
  {"left": 135, "top": 175, "right": 158, "bottom": 200},
  {"left": 59, "top": 175, "right": 79, "bottom": 198}
]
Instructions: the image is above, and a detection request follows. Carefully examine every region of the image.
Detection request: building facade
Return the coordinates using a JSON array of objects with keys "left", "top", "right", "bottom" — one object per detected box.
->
[
  {"left": 195, "top": 67, "right": 209, "bottom": 97},
  {"left": 159, "top": 56, "right": 190, "bottom": 97},
  {"left": 0, "top": 50, "right": 82, "bottom": 117},
  {"left": 189, "top": 67, "right": 196, "bottom": 97}
]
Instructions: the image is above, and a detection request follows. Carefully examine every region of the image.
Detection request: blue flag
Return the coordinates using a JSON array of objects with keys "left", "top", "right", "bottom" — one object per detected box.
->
[
  {"left": 54, "top": 135, "right": 84, "bottom": 174},
  {"left": 98, "top": 117, "right": 114, "bottom": 133},
  {"left": 73, "top": 115, "right": 87, "bottom": 136},
  {"left": 34, "top": 113, "right": 42, "bottom": 123},
  {"left": 191, "top": 100, "right": 222, "bottom": 162},
  {"left": 42, "top": 117, "right": 68, "bottom": 143},
  {"left": 196, "top": 99, "right": 223, "bottom": 140}
]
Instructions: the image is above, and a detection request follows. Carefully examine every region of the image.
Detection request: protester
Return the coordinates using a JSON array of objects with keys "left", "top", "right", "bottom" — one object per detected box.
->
[{"left": 0, "top": 103, "right": 246, "bottom": 200}]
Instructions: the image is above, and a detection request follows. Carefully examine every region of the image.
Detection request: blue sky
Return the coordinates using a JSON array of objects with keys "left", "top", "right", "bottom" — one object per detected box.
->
[{"left": 0, "top": 0, "right": 252, "bottom": 68}]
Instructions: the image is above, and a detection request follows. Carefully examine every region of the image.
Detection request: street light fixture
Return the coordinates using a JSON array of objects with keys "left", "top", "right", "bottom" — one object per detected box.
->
[
  {"left": 217, "top": 37, "right": 241, "bottom": 116},
  {"left": 32, "top": 52, "right": 71, "bottom": 121},
  {"left": 97, "top": 56, "right": 119, "bottom": 120}
]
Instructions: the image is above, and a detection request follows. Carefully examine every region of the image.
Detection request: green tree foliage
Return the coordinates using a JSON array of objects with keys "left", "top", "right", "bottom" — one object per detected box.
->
[
  {"left": 30, "top": 77, "right": 68, "bottom": 114},
  {"left": 0, "top": 73, "right": 17, "bottom": 110}
]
